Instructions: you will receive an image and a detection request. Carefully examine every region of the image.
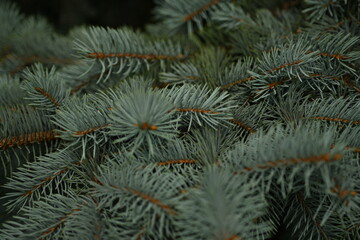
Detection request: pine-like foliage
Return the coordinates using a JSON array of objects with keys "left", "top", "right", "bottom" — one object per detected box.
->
[{"left": 1, "top": 0, "right": 360, "bottom": 239}]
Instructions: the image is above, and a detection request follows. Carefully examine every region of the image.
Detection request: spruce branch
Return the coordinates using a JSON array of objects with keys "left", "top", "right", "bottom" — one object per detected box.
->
[
  {"left": 74, "top": 27, "right": 187, "bottom": 82},
  {"left": 109, "top": 87, "right": 180, "bottom": 156},
  {"left": 305, "top": 96, "right": 360, "bottom": 126},
  {"left": 220, "top": 56, "right": 256, "bottom": 90},
  {"left": 0, "top": 194, "right": 83, "bottom": 240},
  {"left": 60, "top": 196, "right": 103, "bottom": 240},
  {"left": 285, "top": 191, "right": 334, "bottom": 240},
  {"left": 163, "top": 83, "right": 236, "bottom": 131},
  {"left": 132, "top": 138, "right": 196, "bottom": 166},
  {"left": 187, "top": 126, "right": 241, "bottom": 165},
  {"left": 211, "top": 2, "right": 255, "bottom": 31},
  {"left": 220, "top": 36, "right": 320, "bottom": 92},
  {"left": 153, "top": 0, "right": 230, "bottom": 35},
  {"left": 160, "top": 46, "right": 232, "bottom": 88},
  {"left": 225, "top": 123, "right": 347, "bottom": 197},
  {"left": 52, "top": 95, "right": 110, "bottom": 159},
  {"left": 2, "top": 150, "right": 81, "bottom": 212},
  {"left": 21, "top": 64, "right": 69, "bottom": 112},
  {"left": 0, "top": 105, "right": 58, "bottom": 176},
  {"left": 174, "top": 167, "right": 272, "bottom": 240},
  {"left": 303, "top": 0, "right": 347, "bottom": 23},
  {"left": 92, "top": 163, "right": 185, "bottom": 239},
  {"left": 229, "top": 102, "right": 268, "bottom": 133},
  {"left": 307, "top": 31, "right": 360, "bottom": 73}
]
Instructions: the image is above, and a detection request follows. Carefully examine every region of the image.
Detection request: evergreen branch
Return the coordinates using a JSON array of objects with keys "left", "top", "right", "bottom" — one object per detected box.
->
[
  {"left": 228, "top": 101, "right": 266, "bottom": 134},
  {"left": 254, "top": 40, "right": 319, "bottom": 78},
  {"left": 310, "top": 116, "right": 360, "bottom": 125},
  {"left": 220, "top": 76, "right": 254, "bottom": 90},
  {"left": 254, "top": 77, "right": 293, "bottom": 99},
  {"left": 265, "top": 32, "right": 359, "bottom": 66},
  {"left": 163, "top": 83, "right": 236, "bottom": 130},
  {"left": 53, "top": 95, "right": 110, "bottom": 142},
  {"left": 69, "top": 75, "right": 98, "bottom": 95},
  {"left": 103, "top": 213, "right": 154, "bottom": 239},
  {"left": 2, "top": 150, "right": 81, "bottom": 211},
  {"left": 38, "top": 207, "right": 81, "bottom": 240},
  {"left": 73, "top": 124, "right": 110, "bottom": 136},
  {"left": 160, "top": 47, "right": 232, "bottom": 88},
  {"left": 21, "top": 64, "right": 69, "bottom": 112},
  {"left": 295, "top": 192, "right": 329, "bottom": 240},
  {"left": 267, "top": 60, "right": 303, "bottom": 73},
  {"left": 74, "top": 27, "right": 187, "bottom": 82},
  {"left": 86, "top": 52, "right": 185, "bottom": 61},
  {"left": 221, "top": 38, "right": 319, "bottom": 90},
  {"left": 284, "top": 187, "right": 349, "bottom": 240},
  {"left": 224, "top": 123, "right": 347, "bottom": 197},
  {"left": 158, "top": 63, "right": 200, "bottom": 86},
  {"left": 347, "top": 147, "right": 360, "bottom": 153},
  {"left": 108, "top": 87, "right": 179, "bottom": 155},
  {"left": 157, "top": 159, "right": 196, "bottom": 166},
  {"left": 61, "top": 196, "right": 103, "bottom": 240},
  {"left": 174, "top": 168, "right": 272, "bottom": 240},
  {"left": 225, "top": 8, "right": 299, "bottom": 56},
  {"left": 182, "top": 0, "right": 219, "bottom": 21},
  {"left": 309, "top": 32, "right": 360, "bottom": 73},
  {"left": 0, "top": 105, "right": 57, "bottom": 175},
  {"left": 329, "top": 184, "right": 357, "bottom": 199},
  {"left": 305, "top": 97, "right": 360, "bottom": 126},
  {"left": 323, "top": 174, "right": 360, "bottom": 219},
  {"left": 110, "top": 185, "right": 176, "bottom": 215},
  {"left": 175, "top": 107, "right": 219, "bottom": 114},
  {"left": 34, "top": 87, "right": 61, "bottom": 107},
  {"left": 242, "top": 152, "right": 342, "bottom": 172},
  {"left": 312, "top": 51, "right": 349, "bottom": 60},
  {"left": 60, "top": 62, "right": 107, "bottom": 95},
  {"left": 0, "top": 129, "right": 57, "bottom": 150},
  {"left": 217, "top": 57, "right": 255, "bottom": 90},
  {"left": 259, "top": 77, "right": 291, "bottom": 90},
  {"left": 314, "top": 17, "right": 360, "bottom": 33},
  {"left": 188, "top": 126, "right": 241, "bottom": 165},
  {"left": 0, "top": 195, "right": 81, "bottom": 239},
  {"left": 306, "top": 73, "right": 343, "bottom": 81},
  {"left": 0, "top": 105, "right": 53, "bottom": 138},
  {"left": 131, "top": 138, "right": 198, "bottom": 175},
  {"left": 223, "top": 32, "right": 358, "bottom": 96},
  {"left": 153, "top": 0, "right": 228, "bottom": 34},
  {"left": 93, "top": 163, "right": 184, "bottom": 238},
  {"left": 341, "top": 74, "right": 360, "bottom": 93},
  {"left": 228, "top": 119, "right": 256, "bottom": 133},
  {"left": 211, "top": 2, "right": 255, "bottom": 31},
  {"left": 303, "top": 0, "right": 346, "bottom": 23}
]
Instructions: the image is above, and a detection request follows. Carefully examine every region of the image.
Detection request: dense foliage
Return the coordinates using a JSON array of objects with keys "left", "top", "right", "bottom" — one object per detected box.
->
[{"left": 0, "top": 0, "right": 360, "bottom": 239}]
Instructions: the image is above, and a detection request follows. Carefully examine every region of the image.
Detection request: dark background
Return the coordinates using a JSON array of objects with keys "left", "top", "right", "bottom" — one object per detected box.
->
[{"left": 12, "top": 0, "right": 156, "bottom": 33}]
